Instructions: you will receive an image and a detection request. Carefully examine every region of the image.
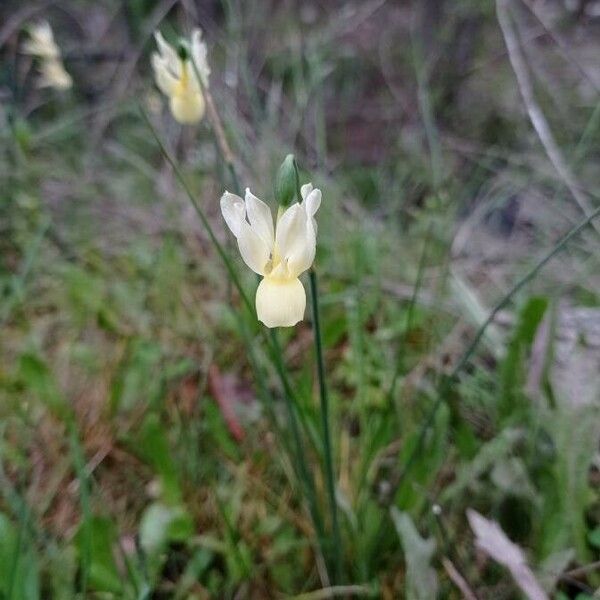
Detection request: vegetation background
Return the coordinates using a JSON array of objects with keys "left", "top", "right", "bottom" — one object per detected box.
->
[{"left": 1, "top": 0, "right": 599, "bottom": 598}]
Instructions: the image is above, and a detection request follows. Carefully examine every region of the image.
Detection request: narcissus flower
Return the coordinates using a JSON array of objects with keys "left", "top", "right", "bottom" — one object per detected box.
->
[
  {"left": 23, "top": 21, "right": 72, "bottom": 90},
  {"left": 221, "top": 185, "right": 322, "bottom": 328},
  {"left": 151, "top": 29, "right": 210, "bottom": 124}
]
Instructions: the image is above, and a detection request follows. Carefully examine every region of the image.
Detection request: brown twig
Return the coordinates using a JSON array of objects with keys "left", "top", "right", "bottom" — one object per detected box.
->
[
  {"left": 204, "top": 88, "right": 236, "bottom": 167},
  {"left": 285, "top": 585, "right": 371, "bottom": 600},
  {"left": 442, "top": 557, "right": 480, "bottom": 600},
  {"left": 562, "top": 560, "right": 600, "bottom": 580}
]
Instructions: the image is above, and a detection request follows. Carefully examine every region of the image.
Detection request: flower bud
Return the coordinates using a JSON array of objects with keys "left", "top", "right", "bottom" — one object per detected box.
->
[
  {"left": 177, "top": 41, "right": 189, "bottom": 62},
  {"left": 274, "top": 154, "right": 298, "bottom": 208}
]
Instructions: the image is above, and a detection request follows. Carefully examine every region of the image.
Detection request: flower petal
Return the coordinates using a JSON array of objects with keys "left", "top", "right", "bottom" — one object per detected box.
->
[
  {"left": 304, "top": 188, "right": 321, "bottom": 217},
  {"left": 38, "top": 58, "right": 72, "bottom": 90},
  {"left": 245, "top": 188, "right": 274, "bottom": 248},
  {"left": 287, "top": 224, "right": 316, "bottom": 276},
  {"left": 154, "top": 31, "right": 180, "bottom": 76},
  {"left": 274, "top": 203, "right": 303, "bottom": 257},
  {"left": 301, "top": 183, "right": 313, "bottom": 200},
  {"left": 275, "top": 204, "right": 315, "bottom": 276},
  {"left": 190, "top": 28, "right": 210, "bottom": 86},
  {"left": 302, "top": 186, "right": 321, "bottom": 236},
  {"left": 220, "top": 191, "right": 246, "bottom": 237},
  {"left": 237, "top": 221, "right": 270, "bottom": 276},
  {"left": 23, "top": 21, "right": 59, "bottom": 58},
  {"left": 255, "top": 277, "right": 306, "bottom": 328},
  {"left": 151, "top": 54, "right": 177, "bottom": 96}
]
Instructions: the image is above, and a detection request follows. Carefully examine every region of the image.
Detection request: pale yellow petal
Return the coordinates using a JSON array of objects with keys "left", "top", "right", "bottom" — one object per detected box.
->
[
  {"left": 220, "top": 192, "right": 246, "bottom": 237},
  {"left": 23, "top": 21, "right": 59, "bottom": 58},
  {"left": 255, "top": 277, "right": 306, "bottom": 328},
  {"left": 237, "top": 221, "right": 270, "bottom": 276},
  {"left": 274, "top": 203, "right": 303, "bottom": 257},
  {"left": 300, "top": 183, "right": 313, "bottom": 200},
  {"left": 245, "top": 188, "right": 274, "bottom": 248},
  {"left": 190, "top": 28, "right": 210, "bottom": 86},
  {"left": 274, "top": 203, "right": 315, "bottom": 276},
  {"left": 151, "top": 54, "right": 177, "bottom": 96},
  {"left": 154, "top": 31, "right": 180, "bottom": 76},
  {"left": 303, "top": 188, "right": 321, "bottom": 217},
  {"left": 286, "top": 224, "right": 315, "bottom": 277},
  {"left": 38, "top": 58, "right": 72, "bottom": 90},
  {"left": 302, "top": 186, "right": 321, "bottom": 237}
]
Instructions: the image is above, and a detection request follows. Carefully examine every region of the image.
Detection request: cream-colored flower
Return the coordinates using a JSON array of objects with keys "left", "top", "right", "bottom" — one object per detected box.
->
[
  {"left": 151, "top": 29, "right": 210, "bottom": 124},
  {"left": 221, "top": 186, "right": 322, "bottom": 328},
  {"left": 23, "top": 21, "right": 60, "bottom": 59},
  {"left": 23, "top": 21, "right": 72, "bottom": 90}
]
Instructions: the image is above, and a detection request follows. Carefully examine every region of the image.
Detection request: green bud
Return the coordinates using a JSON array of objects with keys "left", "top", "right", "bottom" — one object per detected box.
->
[
  {"left": 177, "top": 41, "right": 190, "bottom": 62},
  {"left": 274, "top": 154, "right": 297, "bottom": 208}
]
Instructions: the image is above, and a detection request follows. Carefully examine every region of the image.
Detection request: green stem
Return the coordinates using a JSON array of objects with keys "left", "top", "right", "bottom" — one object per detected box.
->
[
  {"left": 241, "top": 313, "right": 324, "bottom": 551},
  {"left": 6, "top": 494, "right": 28, "bottom": 600},
  {"left": 139, "top": 106, "right": 254, "bottom": 316},
  {"left": 386, "top": 221, "right": 433, "bottom": 412},
  {"left": 67, "top": 418, "right": 91, "bottom": 597},
  {"left": 309, "top": 270, "right": 343, "bottom": 583},
  {"left": 270, "top": 330, "right": 325, "bottom": 544},
  {"left": 291, "top": 156, "right": 342, "bottom": 580}
]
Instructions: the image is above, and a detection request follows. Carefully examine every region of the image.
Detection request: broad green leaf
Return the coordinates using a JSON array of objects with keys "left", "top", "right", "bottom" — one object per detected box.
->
[
  {"left": 588, "top": 526, "right": 600, "bottom": 549},
  {"left": 110, "top": 339, "right": 163, "bottom": 413},
  {"left": 0, "top": 512, "right": 40, "bottom": 600},
  {"left": 17, "top": 352, "right": 66, "bottom": 417},
  {"left": 500, "top": 296, "right": 548, "bottom": 420},
  {"left": 135, "top": 413, "right": 181, "bottom": 504},
  {"left": 75, "top": 516, "right": 122, "bottom": 594}
]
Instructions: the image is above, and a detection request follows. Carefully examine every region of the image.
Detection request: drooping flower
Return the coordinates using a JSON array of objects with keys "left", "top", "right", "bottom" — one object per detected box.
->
[
  {"left": 22, "top": 21, "right": 72, "bottom": 90},
  {"left": 151, "top": 29, "right": 210, "bottom": 124},
  {"left": 221, "top": 186, "right": 322, "bottom": 328}
]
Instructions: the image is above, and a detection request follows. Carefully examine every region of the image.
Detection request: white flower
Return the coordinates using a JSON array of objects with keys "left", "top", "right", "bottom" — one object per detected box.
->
[
  {"left": 22, "top": 21, "right": 72, "bottom": 90},
  {"left": 221, "top": 186, "right": 322, "bottom": 328},
  {"left": 151, "top": 29, "right": 210, "bottom": 124}
]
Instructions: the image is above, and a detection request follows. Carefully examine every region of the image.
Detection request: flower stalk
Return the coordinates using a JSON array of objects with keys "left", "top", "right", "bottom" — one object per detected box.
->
[
  {"left": 292, "top": 158, "right": 343, "bottom": 582},
  {"left": 309, "top": 269, "right": 343, "bottom": 584}
]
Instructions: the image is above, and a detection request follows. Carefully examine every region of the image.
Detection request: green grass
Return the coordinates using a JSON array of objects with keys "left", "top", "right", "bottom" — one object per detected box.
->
[{"left": 1, "top": 0, "right": 600, "bottom": 598}]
